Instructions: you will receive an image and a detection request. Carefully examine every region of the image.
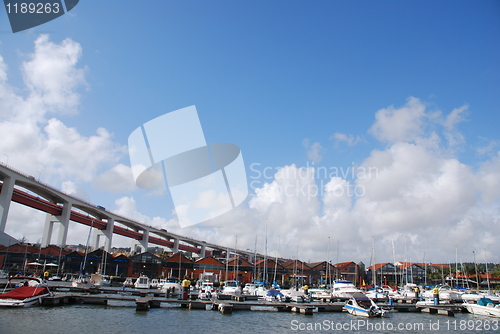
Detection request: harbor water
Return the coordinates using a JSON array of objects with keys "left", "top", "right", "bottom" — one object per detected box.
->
[{"left": 1, "top": 301, "right": 499, "bottom": 334}]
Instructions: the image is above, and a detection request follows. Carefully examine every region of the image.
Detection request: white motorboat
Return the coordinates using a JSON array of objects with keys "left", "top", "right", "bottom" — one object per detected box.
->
[
  {"left": 308, "top": 285, "right": 331, "bottom": 299},
  {"left": 198, "top": 280, "right": 217, "bottom": 299},
  {"left": 160, "top": 278, "right": 182, "bottom": 297},
  {"left": 134, "top": 275, "right": 150, "bottom": 289},
  {"left": 0, "top": 276, "right": 52, "bottom": 307},
  {"left": 71, "top": 273, "right": 108, "bottom": 288},
  {"left": 242, "top": 283, "right": 267, "bottom": 297},
  {"left": 422, "top": 284, "right": 462, "bottom": 303},
  {"left": 220, "top": 280, "right": 241, "bottom": 296},
  {"left": 365, "top": 287, "right": 389, "bottom": 300},
  {"left": 123, "top": 277, "right": 135, "bottom": 288},
  {"left": 331, "top": 280, "right": 363, "bottom": 299},
  {"left": 265, "top": 288, "right": 286, "bottom": 302},
  {"left": 281, "top": 287, "right": 311, "bottom": 303},
  {"left": 344, "top": 293, "right": 391, "bottom": 318},
  {"left": 462, "top": 291, "right": 483, "bottom": 302},
  {"left": 463, "top": 297, "right": 500, "bottom": 318}
]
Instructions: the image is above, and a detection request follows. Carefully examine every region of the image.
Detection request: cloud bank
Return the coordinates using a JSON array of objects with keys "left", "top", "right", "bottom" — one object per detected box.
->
[{"left": 1, "top": 37, "right": 498, "bottom": 266}]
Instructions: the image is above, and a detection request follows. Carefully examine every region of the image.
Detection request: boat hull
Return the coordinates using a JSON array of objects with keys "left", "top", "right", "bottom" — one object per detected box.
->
[{"left": 464, "top": 304, "right": 500, "bottom": 318}]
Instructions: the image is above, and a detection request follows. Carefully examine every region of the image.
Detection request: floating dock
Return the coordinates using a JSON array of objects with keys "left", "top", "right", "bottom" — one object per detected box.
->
[{"left": 40, "top": 291, "right": 463, "bottom": 316}]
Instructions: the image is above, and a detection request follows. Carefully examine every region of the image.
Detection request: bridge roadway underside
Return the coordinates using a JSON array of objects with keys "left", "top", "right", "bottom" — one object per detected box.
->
[{"left": 0, "top": 182, "right": 201, "bottom": 254}]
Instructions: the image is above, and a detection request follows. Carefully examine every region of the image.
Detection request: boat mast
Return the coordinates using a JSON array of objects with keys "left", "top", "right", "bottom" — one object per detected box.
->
[
  {"left": 423, "top": 236, "right": 427, "bottom": 287},
  {"left": 336, "top": 240, "right": 339, "bottom": 281},
  {"left": 392, "top": 237, "right": 397, "bottom": 287},
  {"left": 273, "top": 235, "right": 280, "bottom": 285},
  {"left": 234, "top": 235, "right": 238, "bottom": 282},
  {"left": 265, "top": 219, "right": 268, "bottom": 285},
  {"left": 253, "top": 234, "right": 257, "bottom": 282},
  {"left": 326, "top": 236, "right": 331, "bottom": 288},
  {"left": 371, "top": 236, "right": 375, "bottom": 287},
  {"left": 81, "top": 219, "right": 94, "bottom": 276},
  {"left": 484, "top": 249, "right": 491, "bottom": 292},
  {"left": 404, "top": 236, "right": 408, "bottom": 285},
  {"left": 473, "top": 251, "right": 479, "bottom": 289}
]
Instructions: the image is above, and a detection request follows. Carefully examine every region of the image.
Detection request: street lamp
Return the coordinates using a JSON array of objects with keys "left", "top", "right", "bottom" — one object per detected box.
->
[{"left": 3, "top": 154, "right": 8, "bottom": 165}]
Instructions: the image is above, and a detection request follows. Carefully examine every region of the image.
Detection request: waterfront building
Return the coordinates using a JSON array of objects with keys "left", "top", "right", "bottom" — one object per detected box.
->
[
  {"left": 0, "top": 243, "right": 38, "bottom": 274},
  {"left": 193, "top": 256, "right": 225, "bottom": 281},
  {"left": 335, "top": 261, "right": 362, "bottom": 285},
  {"left": 130, "top": 251, "right": 162, "bottom": 278},
  {"left": 307, "top": 261, "right": 338, "bottom": 285},
  {"left": 281, "top": 259, "right": 313, "bottom": 285},
  {"left": 366, "top": 262, "right": 400, "bottom": 286},
  {"left": 224, "top": 257, "right": 253, "bottom": 283},
  {"left": 162, "top": 252, "right": 194, "bottom": 279}
]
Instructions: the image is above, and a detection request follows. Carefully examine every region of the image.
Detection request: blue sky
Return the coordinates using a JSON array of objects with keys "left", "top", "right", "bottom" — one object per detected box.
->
[{"left": 0, "top": 1, "right": 499, "bottom": 264}]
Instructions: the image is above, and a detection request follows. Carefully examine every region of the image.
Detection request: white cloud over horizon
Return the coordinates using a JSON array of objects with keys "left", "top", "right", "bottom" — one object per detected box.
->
[{"left": 1, "top": 36, "right": 499, "bottom": 266}]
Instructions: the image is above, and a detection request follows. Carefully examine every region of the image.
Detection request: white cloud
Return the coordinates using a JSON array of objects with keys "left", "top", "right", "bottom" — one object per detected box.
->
[
  {"left": 92, "top": 164, "right": 136, "bottom": 193},
  {"left": 302, "top": 139, "right": 324, "bottom": 163},
  {"left": 332, "top": 133, "right": 363, "bottom": 146},
  {"left": 369, "top": 97, "right": 427, "bottom": 143},
  {"left": 0, "top": 35, "right": 126, "bottom": 183},
  {"left": 22, "top": 34, "right": 87, "bottom": 115},
  {"left": 2, "top": 39, "right": 498, "bottom": 266}
]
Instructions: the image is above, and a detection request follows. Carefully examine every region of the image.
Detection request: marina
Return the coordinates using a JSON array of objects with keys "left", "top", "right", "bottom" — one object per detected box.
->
[{"left": 1, "top": 294, "right": 499, "bottom": 334}]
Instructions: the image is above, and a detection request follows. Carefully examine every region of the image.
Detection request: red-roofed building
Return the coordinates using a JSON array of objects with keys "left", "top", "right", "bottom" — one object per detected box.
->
[
  {"left": 162, "top": 252, "right": 194, "bottom": 279},
  {"left": 254, "top": 258, "right": 283, "bottom": 284},
  {"left": 224, "top": 257, "right": 253, "bottom": 283},
  {"left": 308, "top": 261, "right": 338, "bottom": 285},
  {"left": 366, "top": 262, "right": 399, "bottom": 286},
  {"left": 193, "top": 256, "right": 225, "bottom": 281},
  {"left": 335, "top": 262, "right": 361, "bottom": 286},
  {"left": 0, "top": 243, "right": 39, "bottom": 274},
  {"left": 281, "top": 259, "right": 313, "bottom": 284}
]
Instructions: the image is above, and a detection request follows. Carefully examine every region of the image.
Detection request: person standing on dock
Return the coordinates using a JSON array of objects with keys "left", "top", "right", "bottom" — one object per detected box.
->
[
  {"left": 413, "top": 286, "right": 419, "bottom": 300},
  {"left": 182, "top": 275, "right": 191, "bottom": 300},
  {"left": 432, "top": 287, "right": 439, "bottom": 305}
]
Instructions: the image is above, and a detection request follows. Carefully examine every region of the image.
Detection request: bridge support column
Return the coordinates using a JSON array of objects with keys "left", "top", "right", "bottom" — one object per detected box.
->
[
  {"left": 93, "top": 230, "right": 103, "bottom": 250},
  {"left": 0, "top": 174, "right": 15, "bottom": 232},
  {"left": 41, "top": 214, "right": 56, "bottom": 247},
  {"left": 200, "top": 245, "right": 206, "bottom": 258},
  {"left": 56, "top": 201, "right": 72, "bottom": 247},
  {"left": 172, "top": 238, "right": 179, "bottom": 253},
  {"left": 103, "top": 218, "right": 114, "bottom": 253},
  {"left": 139, "top": 229, "right": 149, "bottom": 253}
]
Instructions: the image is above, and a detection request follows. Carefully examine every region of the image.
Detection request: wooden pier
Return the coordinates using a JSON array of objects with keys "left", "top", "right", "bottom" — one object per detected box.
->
[{"left": 40, "top": 291, "right": 466, "bottom": 317}]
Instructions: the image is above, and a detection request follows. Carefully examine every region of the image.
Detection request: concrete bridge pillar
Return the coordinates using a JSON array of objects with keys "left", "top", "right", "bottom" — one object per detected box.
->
[
  {"left": 103, "top": 218, "right": 114, "bottom": 253},
  {"left": 0, "top": 174, "right": 15, "bottom": 232},
  {"left": 139, "top": 229, "right": 149, "bottom": 253},
  {"left": 56, "top": 200, "right": 72, "bottom": 247},
  {"left": 41, "top": 214, "right": 56, "bottom": 247},
  {"left": 172, "top": 238, "right": 179, "bottom": 253},
  {"left": 200, "top": 244, "right": 206, "bottom": 258},
  {"left": 93, "top": 230, "right": 103, "bottom": 250}
]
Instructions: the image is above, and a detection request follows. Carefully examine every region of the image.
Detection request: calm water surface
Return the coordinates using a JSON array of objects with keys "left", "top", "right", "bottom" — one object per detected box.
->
[{"left": 1, "top": 300, "right": 499, "bottom": 334}]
